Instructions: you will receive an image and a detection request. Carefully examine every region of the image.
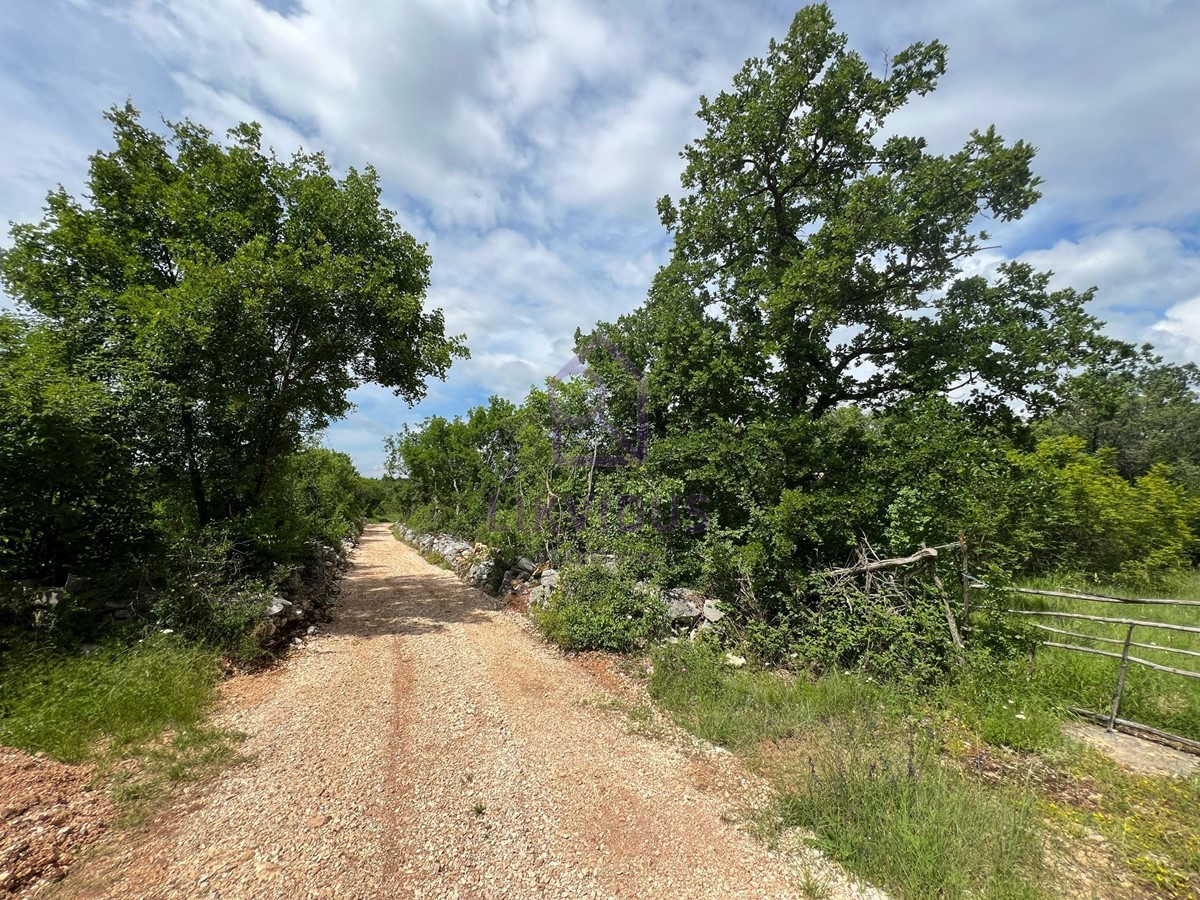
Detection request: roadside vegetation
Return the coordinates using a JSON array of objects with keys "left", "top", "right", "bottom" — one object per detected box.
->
[
  {"left": 0, "top": 105, "right": 458, "bottom": 802},
  {"left": 381, "top": 6, "right": 1200, "bottom": 897},
  {"left": 1008, "top": 571, "right": 1200, "bottom": 743},
  {"left": 648, "top": 639, "right": 1200, "bottom": 899}
]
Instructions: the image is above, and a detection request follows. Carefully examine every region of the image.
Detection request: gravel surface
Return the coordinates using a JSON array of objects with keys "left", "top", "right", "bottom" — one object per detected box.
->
[
  {"left": 46, "top": 525, "right": 880, "bottom": 899},
  {"left": 1, "top": 750, "right": 111, "bottom": 895}
]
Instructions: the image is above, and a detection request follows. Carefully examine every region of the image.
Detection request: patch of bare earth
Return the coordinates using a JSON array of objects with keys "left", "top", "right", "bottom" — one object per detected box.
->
[
  {"left": 1063, "top": 723, "right": 1200, "bottom": 779},
  {"left": 1, "top": 749, "right": 112, "bottom": 896},
  {"left": 37, "top": 525, "right": 878, "bottom": 899}
]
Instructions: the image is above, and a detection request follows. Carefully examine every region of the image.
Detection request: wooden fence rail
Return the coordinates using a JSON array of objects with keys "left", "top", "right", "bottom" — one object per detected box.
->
[{"left": 953, "top": 545, "right": 1200, "bottom": 752}]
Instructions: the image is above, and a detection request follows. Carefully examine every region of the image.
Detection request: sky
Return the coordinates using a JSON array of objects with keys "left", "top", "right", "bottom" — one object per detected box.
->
[{"left": 1, "top": 0, "right": 1198, "bottom": 474}]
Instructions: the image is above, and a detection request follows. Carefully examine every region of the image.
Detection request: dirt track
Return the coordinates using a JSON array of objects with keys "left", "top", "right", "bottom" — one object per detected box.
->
[{"left": 48, "top": 524, "right": 873, "bottom": 899}]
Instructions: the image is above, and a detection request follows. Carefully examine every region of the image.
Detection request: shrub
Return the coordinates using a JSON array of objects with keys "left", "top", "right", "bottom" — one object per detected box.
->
[
  {"left": 533, "top": 563, "right": 665, "bottom": 652},
  {"left": 789, "top": 578, "right": 958, "bottom": 684}
]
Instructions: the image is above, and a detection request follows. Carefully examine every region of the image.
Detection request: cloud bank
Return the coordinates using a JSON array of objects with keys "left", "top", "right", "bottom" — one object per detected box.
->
[{"left": 2, "top": 0, "right": 1197, "bottom": 473}]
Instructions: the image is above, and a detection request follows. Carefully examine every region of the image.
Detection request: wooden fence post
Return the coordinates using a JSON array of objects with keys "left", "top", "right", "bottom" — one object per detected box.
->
[
  {"left": 1107, "top": 624, "right": 1136, "bottom": 733},
  {"left": 959, "top": 531, "right": 970, "bottom": 627}
]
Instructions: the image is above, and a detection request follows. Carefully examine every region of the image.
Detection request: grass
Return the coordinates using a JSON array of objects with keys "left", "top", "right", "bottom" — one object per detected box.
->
[
  {"left": 773, "top": 734, "right": 1043, "bottom": 900},
  {"left": 648, "top": 641, "right": 1049, "bottom": 899},
  {"left": 0, "top": 632, "right": 243, "bottom": 822},
  {"left": 0, "top": 633, "right": 220, "bottom": 761},
  {"left": 646, "top": 635, "right": 1200, "bottom": 897},
  {"left": 1004, "top": 570, "right": 1200, "bottom": 741}
]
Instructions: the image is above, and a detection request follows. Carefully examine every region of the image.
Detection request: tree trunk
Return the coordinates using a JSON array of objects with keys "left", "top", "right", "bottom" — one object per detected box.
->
[{"left": 181, "top": 404, "right": 210, "bottom": 528}]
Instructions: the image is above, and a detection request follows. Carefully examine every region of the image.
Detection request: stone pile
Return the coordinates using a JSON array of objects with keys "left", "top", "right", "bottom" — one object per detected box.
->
[
  {"left": 660, "top": 586, "right": 725, "bottom": 631},
  {"left": 499, "top": 557, "right": 559, "bottom": 608},
  {"left": 263, "top": 532, "right": 357, "bottom": 641},
  {"left": 393, "top": 525, "right": 496, "bottom": 590}
]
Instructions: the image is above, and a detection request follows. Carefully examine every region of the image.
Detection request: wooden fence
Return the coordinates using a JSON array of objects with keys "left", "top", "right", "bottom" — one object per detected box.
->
[
  {"left": 823, "top": 537, "right": 1200, "bottom": 751},
  {"left": 954, "top": 541, "right": 1200, "bottom": 753}
]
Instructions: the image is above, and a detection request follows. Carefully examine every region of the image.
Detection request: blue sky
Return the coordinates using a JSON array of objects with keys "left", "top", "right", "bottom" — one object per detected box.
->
[{"left": 2, "top": 0, "right": 1198, "bottom": 474}]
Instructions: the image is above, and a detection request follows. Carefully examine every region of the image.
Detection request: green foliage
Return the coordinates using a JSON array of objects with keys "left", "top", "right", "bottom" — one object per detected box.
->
[
  {"left": 1041, "top": 356, "right": 1200, "bottom": 493},
  {"left": 144, "top": 537, "right": 270, "bottom": 661},
  {"left": 775, "top": 732, "right": 1044, "bottom": 900},
  {"left": 649, "top": 640, "right": 898, "bottom": 749},
  {"left": 649, "top": 2, "right": 1113, "bottom": 425},
  {"left": 0, "top": 102, "right": 462, "bottom": 537},
  {"left": 1014, "top": 436, "right": 1200, "bottom": 580},
  {"left": 378, "top": 5, "right": 1198, "bottom": 688},
  {"left": 239, "top": 445, "right": 366, "bottom": 568},
  {"left": 386, "top": 395, "right": 529, "bottom": 540},
  {"left": 794, "top": 580, "right": 957, "bottom": 684},
  {"left": 0, "top": 103, "right": 461, "bottom": 660},
  {"left": 533, "top": 564, "right": 666, "bottom": 652},
  {"left": 0, "top": 322, "right": 152, "bottom": 583},
  {"left": 942, "top": 652, "right": 1063, "bottom": 752},
  {"left": 0, "top": 634, "right": 219, "bottom": 763}
]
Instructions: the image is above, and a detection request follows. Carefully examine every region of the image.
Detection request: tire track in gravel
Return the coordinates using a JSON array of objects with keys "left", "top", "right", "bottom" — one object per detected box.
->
[{"left": 47, "top": 524, "right": 878, "bottom": 900}]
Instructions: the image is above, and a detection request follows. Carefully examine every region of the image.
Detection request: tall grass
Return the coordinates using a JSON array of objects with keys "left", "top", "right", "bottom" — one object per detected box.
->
[
  {"left": 648, "top": 641, "right": 1048, "bottom": 899},
  {"left": 0, "top": 634, "right": 221, "bottom": 763},
  {"left": 776, "top": 734, "right": 1043, "bottom": 900},
  {"left": 1004, "top": 571, "right": 1200, "bottom": 740}
]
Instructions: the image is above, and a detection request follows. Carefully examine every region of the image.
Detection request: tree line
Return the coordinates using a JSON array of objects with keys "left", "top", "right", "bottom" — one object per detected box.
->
[{"left": 386, "top": 4, "right": 1199, "bottom": 671}]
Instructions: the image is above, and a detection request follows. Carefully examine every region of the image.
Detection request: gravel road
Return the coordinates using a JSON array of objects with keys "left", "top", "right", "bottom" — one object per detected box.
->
[{"left": 50, "top": 524, "right": 876, "bottom": 899}]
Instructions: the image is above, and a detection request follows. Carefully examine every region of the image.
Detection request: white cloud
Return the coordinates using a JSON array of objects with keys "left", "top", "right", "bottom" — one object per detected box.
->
[
  {"left": 1019, "top": 228, "right": 1200, "bottom": 351},
  {"left": 1148, "top": 296, "right": 1200, "bottom": 365},
  {"left": 873, "top": 0, "right": 1200, "bottom": 232},
  {"left": 548, "top": 73, "right": 699, "bottom": 217},
  {"left": 4, "top": 0, "right": 1200, "bottom": 475}
]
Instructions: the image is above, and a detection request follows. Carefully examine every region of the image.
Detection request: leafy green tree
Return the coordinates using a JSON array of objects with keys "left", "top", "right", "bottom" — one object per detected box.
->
[
  {"left": 1013, "top": 436, "right": 1199, "bottom": 580},
  {"left": 0, "top": 321, "right": 150, "bottom": 582},
  {"left": 0, "top": 103, "right": 465, "bottom": 533},
  {"left": 1040, "top": 356, "right": 1200, "bottom": 491},
  {"left": 644, "top": 2, "right": 1114, "bottom": 426}
]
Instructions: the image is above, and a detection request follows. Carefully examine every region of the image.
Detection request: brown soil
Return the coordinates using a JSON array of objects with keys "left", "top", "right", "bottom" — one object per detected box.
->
[{"left": 1, "top": 750, "right": 111, "bottom": 895}]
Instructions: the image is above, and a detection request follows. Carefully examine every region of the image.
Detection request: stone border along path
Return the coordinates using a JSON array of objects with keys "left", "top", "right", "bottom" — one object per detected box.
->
[{"left": 45, "top": 524, "right": 882, "bottom": 900}]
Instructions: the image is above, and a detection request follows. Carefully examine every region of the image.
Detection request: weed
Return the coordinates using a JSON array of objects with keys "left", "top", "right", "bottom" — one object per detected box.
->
[
  {"left": 774, "top": 729, "right": 1044, "bottom": 900},
  {"left": 648, "top": 641, "right": 1048, "bottom": 899},
  {"left": 648, "top": 640, "right": 897, "bottom": 752},
  {"left": 0, "top": 634, "right": 220, "bottom": 763},
  {"left": 0, "top": 632, "right": 244, "bottom": 823},
  {"left": 1044, "top": 743, "right": 1200, "bottom": 898}
]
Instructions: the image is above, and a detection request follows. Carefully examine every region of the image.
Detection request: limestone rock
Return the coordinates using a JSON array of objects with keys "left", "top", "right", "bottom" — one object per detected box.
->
[{"left": 663, "top": 588, "right": 704, "bottom": 622}]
